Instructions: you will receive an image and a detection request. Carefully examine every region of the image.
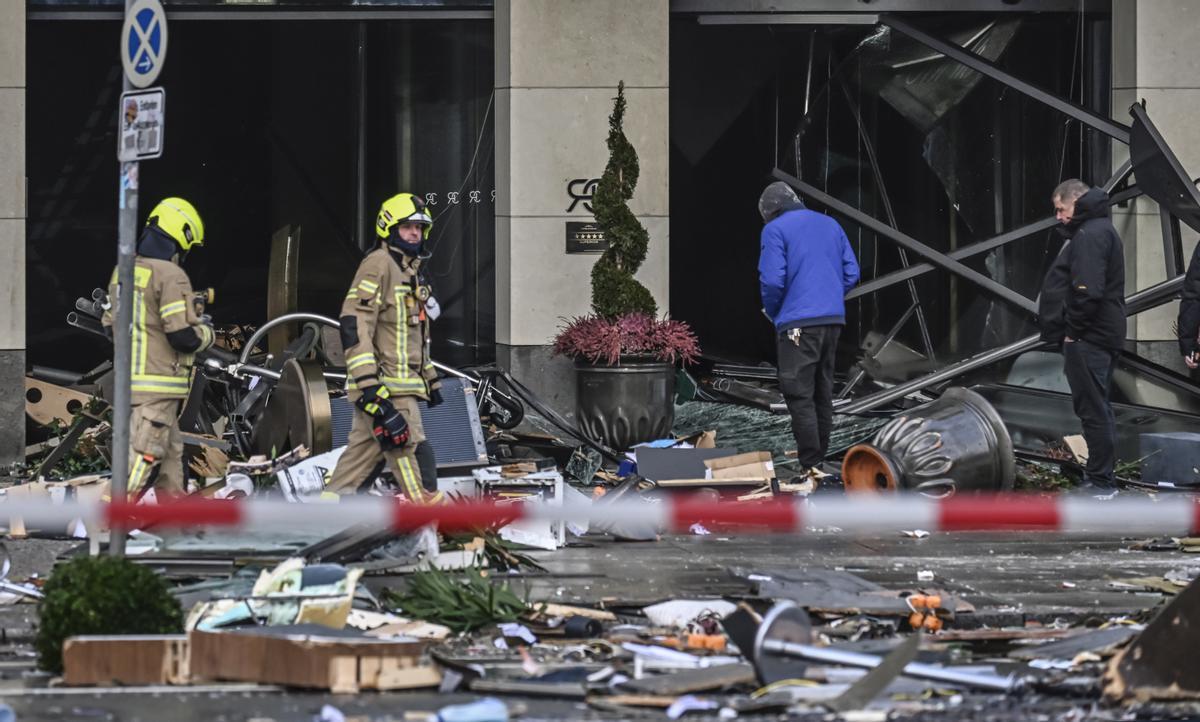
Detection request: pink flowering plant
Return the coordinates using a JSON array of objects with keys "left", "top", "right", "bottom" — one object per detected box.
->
[{"left": 553, "top": 313, "right": 700, "bottom": 367}]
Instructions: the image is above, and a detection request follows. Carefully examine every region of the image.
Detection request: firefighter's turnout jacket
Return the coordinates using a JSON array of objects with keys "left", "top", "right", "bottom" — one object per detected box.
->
[
  {"left": 339, "top": 247, "right": 439, "bottom": 401},
  {"left": 102, "top": 257, "right": 215, "bottom": 404}
]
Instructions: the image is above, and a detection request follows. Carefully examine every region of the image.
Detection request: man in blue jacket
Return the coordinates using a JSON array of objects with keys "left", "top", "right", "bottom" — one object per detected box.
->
[{"left": 758, "top": 181, "right": 860, "bottom": 476}]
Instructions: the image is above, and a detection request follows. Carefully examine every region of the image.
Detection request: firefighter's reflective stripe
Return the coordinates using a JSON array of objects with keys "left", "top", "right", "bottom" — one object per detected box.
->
[
  {"left": 385, "top": 286, "right": 421, "bottom": 395},
  {"left": 396, "top": 456, "right": 426, "bottom": 504},
  {"left": 346, "top": 352, "right": 376, "bottom": 372},
  {"left": 396, "top": 287, "right": 408, "bottom": 373},
  {"left": 111, "top": 266, "right": 153, "bottom": 289},
  {"left": 131, "top": 374, "right": 190, "bottom": 395},
  {"left": 358, "top": 279, "right": 379, "bottom": 295},
  {"left": 382, "top": 376, "right": 427, "bottom": 394},
  {"left": 132, "top": 290, "right": 148, "bottom": 377},
  {"left": 128, "top": 454, "right": 154, "bottom": 494},
  {"left": 159, "top": 300, "right": 187, "bottom": 319}
]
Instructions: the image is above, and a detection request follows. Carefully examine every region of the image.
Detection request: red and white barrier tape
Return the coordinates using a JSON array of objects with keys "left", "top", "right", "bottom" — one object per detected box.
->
[{"left": 2, "top": 494, "right": 1199, "bottom": 536}]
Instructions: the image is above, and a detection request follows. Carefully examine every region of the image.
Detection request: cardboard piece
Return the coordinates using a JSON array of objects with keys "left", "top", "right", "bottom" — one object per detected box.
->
[
  {"left": 1064, "top": 435, "right": 1089, "bottom": 464},
  {"left": 189, "top": 626, "right": 434, "bottom": 692},
  {"left": 62, "top": 635, "right": 189, "bottom": 686},
  {"left": 675, "top": 430, "right": 717, "bottom": 449},
  {"left": 654, "top": 452, "right": 776, "bottom": 487},
  {"left": 708, "top": 451, "right": 774, "bottom": 479}
]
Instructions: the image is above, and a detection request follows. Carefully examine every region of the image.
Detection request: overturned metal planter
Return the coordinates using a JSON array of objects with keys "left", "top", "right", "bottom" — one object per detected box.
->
[{"left": 841, "top": 387, "right": 1014, "bottom": 496}]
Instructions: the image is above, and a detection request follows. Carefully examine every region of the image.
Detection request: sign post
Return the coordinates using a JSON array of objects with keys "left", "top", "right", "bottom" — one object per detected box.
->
[{"left": 112, "top": 0, "right": 167, "bottom": 557}]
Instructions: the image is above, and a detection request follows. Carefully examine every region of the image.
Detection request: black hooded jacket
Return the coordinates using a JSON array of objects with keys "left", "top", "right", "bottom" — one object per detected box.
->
[
  {"left": 1037, "top": 188, "right": 1126, "bottom": 350},
  {"left": 1177, "top": 243, "right": 1200, "bottom": 357}
]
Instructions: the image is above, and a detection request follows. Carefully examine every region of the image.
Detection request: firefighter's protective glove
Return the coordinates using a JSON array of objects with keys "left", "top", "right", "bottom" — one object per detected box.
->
[
  {"left": 355, "top": 385, "right": 410, "bottom": 449},
  {"left": 427, "top": 388, "right": 444, "bottom": 409}
]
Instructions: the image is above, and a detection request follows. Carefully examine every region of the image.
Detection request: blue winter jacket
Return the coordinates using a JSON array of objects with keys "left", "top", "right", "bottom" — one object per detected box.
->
[{"left": 758, "top": 208, "right": 860, "bottom": 332}]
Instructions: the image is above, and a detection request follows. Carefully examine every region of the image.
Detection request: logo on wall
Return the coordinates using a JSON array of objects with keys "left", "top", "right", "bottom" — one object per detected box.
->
[{"left": 567, "top": 178, "right": 600, "bottom": 214}]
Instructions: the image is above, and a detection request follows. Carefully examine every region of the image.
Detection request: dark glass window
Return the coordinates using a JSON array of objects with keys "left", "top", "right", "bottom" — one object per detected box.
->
[{"left": 26, "top": 15, "right": 495, "bottom": 371}]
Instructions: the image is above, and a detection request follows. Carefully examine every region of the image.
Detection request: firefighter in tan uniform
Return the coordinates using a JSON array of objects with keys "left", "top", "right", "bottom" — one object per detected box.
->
[
  {"left": 327, "top": 193, "right": 444, "bottom": 502},
  {"left": 102, "top": 198, "right": 215, "bottom": 496}
]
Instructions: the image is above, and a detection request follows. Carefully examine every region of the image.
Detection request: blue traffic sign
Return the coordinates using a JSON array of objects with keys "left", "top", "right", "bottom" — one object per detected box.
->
[{"left": 121, "top": 0, "right": 168, "bottom": 89}]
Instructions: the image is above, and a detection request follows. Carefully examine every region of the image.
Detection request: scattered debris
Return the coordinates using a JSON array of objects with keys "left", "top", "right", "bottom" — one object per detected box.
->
[{"left": 1105, "top": 575, "right": 1200, "bottom": 702}]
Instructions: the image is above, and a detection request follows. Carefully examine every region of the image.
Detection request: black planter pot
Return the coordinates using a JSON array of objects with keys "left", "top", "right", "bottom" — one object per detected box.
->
[
  {"left": 841, "top": 387, "right": 1015, "bottom": 496},
  {"left": 575, "top": 360, "right": 675, "bottom": 450}
]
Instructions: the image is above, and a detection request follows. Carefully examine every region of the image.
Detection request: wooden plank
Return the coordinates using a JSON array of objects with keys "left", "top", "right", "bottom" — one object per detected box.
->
[
  {"left": 536, "top": 603, "right": 617, "bottom": 622},
  {"left": 24, "top": 378, "right": 93, "bottom": 428},
  {"left": 655, "top": 477, "right": 775, "bottom": 488},
  {"left": 188, "top": 628, "right": 429, "bottom": 691},
  {"left": 62, "top": 635, "right": 188, "bottom": 686},
  {"left": 935, "top": 628, "right": 1076, "bottom": 642},
  {"left": 372, "top": 657, "right": 442, "bottom": 691},
  {"left": 595, "top": 694, "right": 676, "bottom": 708}
]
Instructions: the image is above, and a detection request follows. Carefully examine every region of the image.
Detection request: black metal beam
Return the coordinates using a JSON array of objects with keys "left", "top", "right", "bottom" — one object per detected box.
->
[
  {"left": 1130, "top": 103, "right": 1200, "bottom": 235},
  {"left": 1117, "top": 349, "right": 1200, "bottom": 404},
  {"left": 1161, "top": 208, "right": 1185, "bottom": 279},
  {"left": 838, "top": 302, "right": 918, "bottom": 400},
  {"left": 772, "top": 168, "right": 1039, "bottom": 316},
  {"left": 880, "top": 15, "right": 1131, "bottom": 144},
  {"left": 838, "top": 77, "right": 936, "bottom": 362},
  {"left": 839, "top": 274, "right": 1187, "bottom": 414},
  {"left": 847, "top": 184, "right": 1143, "bottom": 301}
]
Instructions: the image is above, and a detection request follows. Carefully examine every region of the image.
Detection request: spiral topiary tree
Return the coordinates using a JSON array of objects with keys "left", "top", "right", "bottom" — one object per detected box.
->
[{"left": 591, "top": 81, "right": 657, "bottom": 319}]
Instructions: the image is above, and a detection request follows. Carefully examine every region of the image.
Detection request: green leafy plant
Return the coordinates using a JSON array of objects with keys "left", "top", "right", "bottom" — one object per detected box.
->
[
  {"left": 35, "top": 400, "right": 111, "bottom": 479},
  {"left": 384, "top": 566, "right": 533, "bottom": 633},
  {"left": 36, "top": 556, "right": 183, "bottom": 675},
  {"left": 591, "top": 81, "right": 655, "bottom": 318}
]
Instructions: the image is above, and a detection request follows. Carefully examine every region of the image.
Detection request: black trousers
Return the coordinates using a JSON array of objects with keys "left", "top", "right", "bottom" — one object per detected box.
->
[
  {"left": 777, "top": 324, "right": 841, "bottom": 468},
  {"left": 1063, "top": 339, "right": 1118, "bottom": 486}
]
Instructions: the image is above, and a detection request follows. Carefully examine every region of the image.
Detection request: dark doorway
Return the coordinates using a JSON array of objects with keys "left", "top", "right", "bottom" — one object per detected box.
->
[{"left": 669, "top": 9, "right": 1112, "bottom": 373}]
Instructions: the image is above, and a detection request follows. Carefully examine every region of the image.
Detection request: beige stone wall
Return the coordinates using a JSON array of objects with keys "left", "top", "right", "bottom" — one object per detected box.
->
[
  {"left": 495, "top": 0, "right": 670, "bottom": 346},
  {"left": 0, "top": 1, "right": 25, "bottom": 464},
  {"left": 1112, "top": 0, "right": 1200, "bottom": 343},
  {"left": 0, "top": 2, "right": 25, "bottom": 352}
]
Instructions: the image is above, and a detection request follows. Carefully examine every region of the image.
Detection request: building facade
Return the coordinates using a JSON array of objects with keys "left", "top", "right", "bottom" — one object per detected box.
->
[{"left": 2, "top": 0, "right": 1197, "bottom": 463}]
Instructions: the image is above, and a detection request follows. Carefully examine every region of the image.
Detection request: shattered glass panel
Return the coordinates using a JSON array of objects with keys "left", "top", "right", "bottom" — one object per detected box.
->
[
  {"left": 853, "top": 19, "right": 1020, "bottom": 135},
  {"left": 672, "top": 401, "right": 888, "bottom": 467}
]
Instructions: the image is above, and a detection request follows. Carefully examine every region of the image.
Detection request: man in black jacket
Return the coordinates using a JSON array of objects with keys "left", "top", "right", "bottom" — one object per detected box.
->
[
  {"left": 1037, "top": 179, "right": 1125, "bottom": 494},
  {"left": 1177, "top": 245, "right": 1200, "bottom": 369}
]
